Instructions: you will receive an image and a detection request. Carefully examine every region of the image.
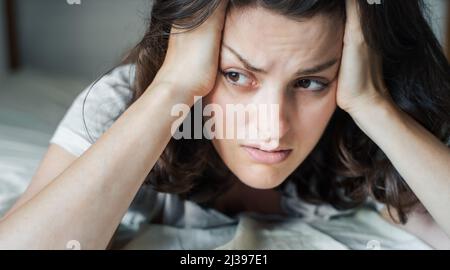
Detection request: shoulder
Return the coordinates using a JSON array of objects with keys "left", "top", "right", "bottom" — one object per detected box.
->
[
  {"left": 81, "top": 64, "right": 136, "bottom": 135},
  {"left": 50, "top": 65, "right": 136, "bottom": 156},
  {"left": 83, "top": 64, "right": 136, "bottom": 114}
]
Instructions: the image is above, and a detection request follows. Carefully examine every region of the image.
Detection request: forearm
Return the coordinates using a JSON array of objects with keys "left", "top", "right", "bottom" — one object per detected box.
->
[
  {"left": 0, "top": 82, "right": 193, "bottom": 249},
  {"left": 350, "top": 97, "right": 450, "bottom": 235}
]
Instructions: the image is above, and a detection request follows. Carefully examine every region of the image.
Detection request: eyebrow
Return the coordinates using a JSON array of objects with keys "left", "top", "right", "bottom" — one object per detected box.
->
[
  {"left": 223, "top": 44, "right": 267, "bottom": 73},
  {"left": 222, "top": 44, "right": 339, "bottom": 77},
  {"left": 295, "top": 58, "right": 339, "bottom": 76}
]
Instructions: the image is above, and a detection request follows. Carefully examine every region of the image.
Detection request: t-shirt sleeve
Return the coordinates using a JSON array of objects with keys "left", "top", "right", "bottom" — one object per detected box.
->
[{"left": 50, "top": 65, "right": 135, "bottom": 157}]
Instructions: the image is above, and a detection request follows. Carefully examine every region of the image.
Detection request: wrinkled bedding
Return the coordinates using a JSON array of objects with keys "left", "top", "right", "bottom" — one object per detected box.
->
[
  {"left": 0, "top": 70, "right": 88, "bottom": 216},
  {"left": 123, "top": 209, "right": 431, "bottom": 250}
]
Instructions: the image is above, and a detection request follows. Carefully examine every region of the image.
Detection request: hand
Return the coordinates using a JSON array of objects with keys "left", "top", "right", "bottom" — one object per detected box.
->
[
  {"left": 336, "top": 0, "right": 390, "bottom": 115},
  {"left": 153, "top": 0, "right": 228, "bottom": 97}
]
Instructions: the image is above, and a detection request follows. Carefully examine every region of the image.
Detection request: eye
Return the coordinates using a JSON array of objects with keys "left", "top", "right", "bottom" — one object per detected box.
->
[
  {"left": 293, "top": 79, "right": 329, "bottom": 92},
  {"left": 222, "top": 70, "right": 254, "bottom": 87}
]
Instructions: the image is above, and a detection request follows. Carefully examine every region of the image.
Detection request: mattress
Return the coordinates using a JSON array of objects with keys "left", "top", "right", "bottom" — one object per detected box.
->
[{"left": 0, "top": 69, "right": 89, "bottom": 216}]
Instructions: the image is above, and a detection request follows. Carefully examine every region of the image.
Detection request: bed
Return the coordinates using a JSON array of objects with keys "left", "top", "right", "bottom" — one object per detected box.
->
[{"left": 0, "top": 69, "right": 89, "bottom": 216}]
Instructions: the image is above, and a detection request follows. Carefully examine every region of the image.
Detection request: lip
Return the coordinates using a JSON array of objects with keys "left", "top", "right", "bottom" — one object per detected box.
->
[{"left": 241, "top": 145, "right": 292, "bottom": 164}]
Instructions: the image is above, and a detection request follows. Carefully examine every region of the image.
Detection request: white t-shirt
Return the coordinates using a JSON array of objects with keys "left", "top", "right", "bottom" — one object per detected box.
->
[
  {"left": 49, "top": 65, "right": 431, "bottom": 249},
  {"left": 50, "top": 65, "right": 135, "bottom": 156}
]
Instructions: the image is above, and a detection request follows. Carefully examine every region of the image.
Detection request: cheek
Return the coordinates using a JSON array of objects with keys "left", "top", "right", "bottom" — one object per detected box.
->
[
  {"left": 204, "top": 74, "right": 242, "bottom": 107},
  {"left": 204, "top": 78, "right": 241, "bottom": 136},
  {"left": 204, "top": 80, "right": 228, "bottom": 109},
  {"left": 204, "top": 80, "right": 236, "bottom": 162},
  {"left": 292, "top": 85, "right": 337, "bottom": 147}
]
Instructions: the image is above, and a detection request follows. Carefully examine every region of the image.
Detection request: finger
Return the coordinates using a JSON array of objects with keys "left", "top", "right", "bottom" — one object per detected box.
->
[
  {"left": 171, "top": 0, "right": 229, "bottom": 35},
  {"left": 201, "top": 0, "right": 229, "bottom": 32},
  {"left": 345, "top": 0, "right": 365, "bottom": 44}
]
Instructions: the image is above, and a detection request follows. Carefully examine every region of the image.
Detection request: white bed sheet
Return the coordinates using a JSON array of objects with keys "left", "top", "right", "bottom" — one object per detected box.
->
[{"left": 0, "top": 69, "right": 89, "bottom": 216}]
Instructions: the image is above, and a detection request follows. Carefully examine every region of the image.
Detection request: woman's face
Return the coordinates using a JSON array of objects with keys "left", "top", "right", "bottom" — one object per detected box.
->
[{"left": 205, "top": 6, "right": 344, "bottom": 189}]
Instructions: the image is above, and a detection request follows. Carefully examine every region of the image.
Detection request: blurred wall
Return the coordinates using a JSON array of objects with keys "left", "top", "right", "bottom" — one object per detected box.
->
[
  {"left": 10, "top": 0, "right": 449, "bottom": 81},
  {"left": 425, "top": 0, "right": 448, "bottom": 48},
  {"left": 0, "top": 0, "right": 7, "bottom": 74},
  {"left": 15, "top": 0, "right": 149, "bottom": 80}
]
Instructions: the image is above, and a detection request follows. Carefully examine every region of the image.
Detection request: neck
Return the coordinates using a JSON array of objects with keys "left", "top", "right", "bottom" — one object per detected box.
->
[{"left": 213, "top": 179, "right": 285, "bottom": 216}]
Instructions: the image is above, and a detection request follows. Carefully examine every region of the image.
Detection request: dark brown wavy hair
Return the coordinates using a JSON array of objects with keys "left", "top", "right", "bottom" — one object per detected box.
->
[{"left": 96, "top": 0, "right": 450, "bottom": 223}]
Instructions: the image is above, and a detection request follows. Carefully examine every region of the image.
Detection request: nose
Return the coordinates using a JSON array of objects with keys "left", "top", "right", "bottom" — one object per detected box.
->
[{"left": 251, "top": 85, "right": 291, "bottom": 149}]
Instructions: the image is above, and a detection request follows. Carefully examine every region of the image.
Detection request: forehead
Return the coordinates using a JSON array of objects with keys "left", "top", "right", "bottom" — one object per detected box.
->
[{"left": 223, "top": 6, "right": 344, "bottom": 68}]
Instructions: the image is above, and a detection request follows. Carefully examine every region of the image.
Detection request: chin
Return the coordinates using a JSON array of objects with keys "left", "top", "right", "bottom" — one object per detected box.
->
[{"left": 235, "top": 166, "right": 287, "bottom": 190}]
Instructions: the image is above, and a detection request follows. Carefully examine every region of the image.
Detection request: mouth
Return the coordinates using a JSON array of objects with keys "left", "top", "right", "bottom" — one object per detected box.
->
[{"left": 241, "top": 145, "right": 292, "bottom": 165}]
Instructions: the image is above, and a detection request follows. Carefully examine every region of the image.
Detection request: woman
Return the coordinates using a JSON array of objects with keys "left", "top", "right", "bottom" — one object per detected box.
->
[{"left": 0, "top": 0, "right": 449, "bottom": 249}]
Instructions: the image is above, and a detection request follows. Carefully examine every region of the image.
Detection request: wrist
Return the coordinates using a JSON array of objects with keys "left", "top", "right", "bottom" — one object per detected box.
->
[
  {"left": 347, "top": 93, "right": 398, "bottom": 129},
  {"left": 144, "top": 79, "right": 197, "bottom": 107},
  {"left": 152, "top": 68, "right": 213, "bottom": 98},
  {"left": 345, "top": 88, "right": 392, "bottom": 118}
]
